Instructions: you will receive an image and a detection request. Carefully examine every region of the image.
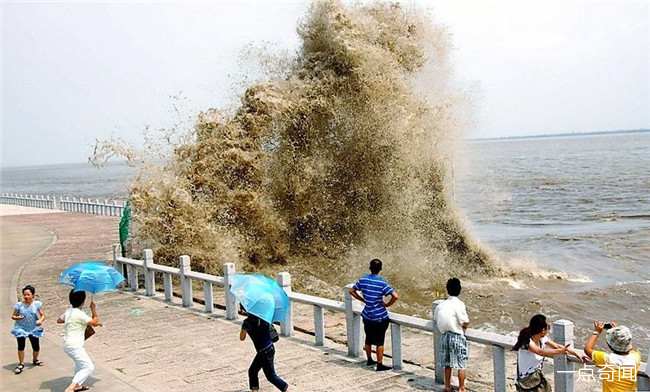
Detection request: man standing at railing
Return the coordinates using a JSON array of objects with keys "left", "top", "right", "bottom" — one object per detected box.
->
[
  {"left": 349, "top": 258, "right": 399, "bottom": 371},
  {"left": 434, "top": 278, "right": 470, "bottom": 392}
]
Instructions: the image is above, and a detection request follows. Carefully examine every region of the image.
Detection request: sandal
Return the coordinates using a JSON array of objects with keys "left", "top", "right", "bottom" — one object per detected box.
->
[
  {"left": 14, "top": 364, "right": 24, "bottom": 374},
  {"left": 32, "top": 360, "right": 44, "bottom": 366},
  {"left": 74, "top": 386, "right": 90, "bottom": 391}
]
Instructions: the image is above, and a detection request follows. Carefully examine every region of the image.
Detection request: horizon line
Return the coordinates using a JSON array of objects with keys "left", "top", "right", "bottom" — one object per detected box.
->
[{"left": 2, "top": 128, "right": 648, "bottom": 169}]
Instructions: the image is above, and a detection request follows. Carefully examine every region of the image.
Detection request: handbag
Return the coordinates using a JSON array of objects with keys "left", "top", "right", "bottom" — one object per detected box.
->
[
  {"left": 516, "top": 369, "right": 550, "bottom": 392},
  {"left": 84, "top": 325, "right": 96, "bottom": 340},
  {"left": 269, "top": 324, "right": 279, "bottom": 343}
]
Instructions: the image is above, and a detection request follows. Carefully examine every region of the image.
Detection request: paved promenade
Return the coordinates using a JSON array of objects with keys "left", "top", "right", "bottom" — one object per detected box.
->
[
  {"left": 1, "top": 208, "right": 444, "bottom": 391},
  {"left": 0, "top": 210, "right": 137, "bottom": 392}
]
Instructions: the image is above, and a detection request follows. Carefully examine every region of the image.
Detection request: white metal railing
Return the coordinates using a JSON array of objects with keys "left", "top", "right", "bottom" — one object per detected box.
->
[
  {"left": 111, "top": 245, "right": 649, "bottom": 392},
  {"left": 0, "top": 193, "right": 56, "bottom": 209},
  {"left": 58, "top": 196, "right": 125, "bottom": 216},
  {"left": 0, "top": 193, "right": 125, "bottom": 217}
]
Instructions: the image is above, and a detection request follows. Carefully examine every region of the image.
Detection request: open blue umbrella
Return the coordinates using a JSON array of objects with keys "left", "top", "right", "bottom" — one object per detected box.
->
[
  {"left": 59, "top": 261, "right": 125, "bottom": 294},
  {"left": 229, "top": 274, "right": 289, "bottom": 324}
]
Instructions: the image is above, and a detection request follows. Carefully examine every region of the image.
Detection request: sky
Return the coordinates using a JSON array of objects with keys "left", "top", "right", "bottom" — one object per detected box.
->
[{"left": 1, "top": 0, "right": 648, "bottom": 167}]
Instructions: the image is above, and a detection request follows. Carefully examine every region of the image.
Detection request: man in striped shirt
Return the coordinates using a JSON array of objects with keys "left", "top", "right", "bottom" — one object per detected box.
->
[{"left": 349, "top": 259, "right": 399, "bottom": 371}]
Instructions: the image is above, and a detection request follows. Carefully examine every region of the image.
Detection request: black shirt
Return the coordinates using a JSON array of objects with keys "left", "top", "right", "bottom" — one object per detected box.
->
[{"left": 242, "top": 316, "right": 273, "bottom": 352}]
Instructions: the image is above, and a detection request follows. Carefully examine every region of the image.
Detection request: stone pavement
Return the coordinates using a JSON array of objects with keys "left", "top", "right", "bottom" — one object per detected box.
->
[
  {"left": 1, "top": 209, "right": 444, "bottom": 391},
  {"left": 0, "top": 210, "right": 139, "bottom": 392}
]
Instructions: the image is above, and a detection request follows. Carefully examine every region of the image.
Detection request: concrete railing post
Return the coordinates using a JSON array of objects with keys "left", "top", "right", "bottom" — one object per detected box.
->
[
  {"left": 344, "top": 284, "right": 361, "bottom": 357},
  {"left": 127, "top": 262, "right": 138, "bottom": 292},
  {"left": 638, "top": 348, "right": 650, "bottom": 391},
  {"left": 163, "top": 273, "right": 173, "bottom": 302},
  {"left": 111, "top": 244, "right": 118, "bottom": 267},
  {"left": 179, "top": 255, "right": 192, "bottom": 307},
  {"left": 203, "top": 280, "right": 214, "bottom": 314},
  {"left": 143, "top": 249, "right": 155, "bottom": 297},
  {"left": 111, "top": 244, "right": 126, "bottom": 290},
  {"left": 276, "top": 272, "right": 293, "bottom": 337},
  {"left": 314, "top": 305, "right": 325, "bottom": 346},
  {"left": 492, "top": 345, "right": 506, "bottom": 392},
  {"left": 552, "top": 320, "right": 575, "bottom": 392},
  {"left": 391, "top": 322, "right": 403, "bottom": 370},
  {"left": 432, "top": 299, "right": 445, "bottom": 385},
  {"left": 223, "top": 263, "right": 238, "bottom": 320}
]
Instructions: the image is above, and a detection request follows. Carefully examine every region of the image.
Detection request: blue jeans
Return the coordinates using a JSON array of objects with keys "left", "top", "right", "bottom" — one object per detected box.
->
[{"left": 248, "top": 345, "right": 288, "bottom": 391}]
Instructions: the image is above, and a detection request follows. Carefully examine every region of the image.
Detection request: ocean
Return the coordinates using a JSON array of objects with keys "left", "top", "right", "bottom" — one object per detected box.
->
[
  {"left": 2, "top": 131, "right": 648, "bottom": 350},
  {"left": 452, "top": 131, "right": 649, "bottom": 352},
  {"left": 456, "top": 131, "right": 650, "bottom": 287}
]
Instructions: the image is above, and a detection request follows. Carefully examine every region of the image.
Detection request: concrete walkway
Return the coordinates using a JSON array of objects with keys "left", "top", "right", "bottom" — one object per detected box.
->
[
  {"left": 0, "top": 208, "right": 442, "bottom": 391},
  {"left": 0, "top": 209, "right": 139, "bottom": 392}
]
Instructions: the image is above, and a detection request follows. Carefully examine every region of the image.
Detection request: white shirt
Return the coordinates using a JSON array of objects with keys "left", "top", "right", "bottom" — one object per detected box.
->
[
  {"left": 518, "top": 336, "right": 548, "bottom": 377},
  {"left": 62, "top": 308, "right": 92, "bottom": 349},
  {"left": 433, "top": 296, "right": 469, "bottom": 335}
]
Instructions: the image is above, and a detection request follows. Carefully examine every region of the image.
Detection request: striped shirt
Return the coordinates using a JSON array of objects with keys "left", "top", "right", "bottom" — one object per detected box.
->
[{"left": 353, "top": 274, "right": 394, "bottom": 321}]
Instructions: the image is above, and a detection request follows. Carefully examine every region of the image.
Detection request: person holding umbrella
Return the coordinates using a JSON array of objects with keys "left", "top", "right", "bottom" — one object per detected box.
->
[
  {"left": 240, "top": 309, "right": 288, "bottom": 391},
  {"left": 57, "top": 290, "right": 101, "bottom": 392},
  {"left": 57, "top": 261, "right": 124, "bottom": 392},
  {"left": 231, "top": 274, "right": 289, "bottom": 391}
]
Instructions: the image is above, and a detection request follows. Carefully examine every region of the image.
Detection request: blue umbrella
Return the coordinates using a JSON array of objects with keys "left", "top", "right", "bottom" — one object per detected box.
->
[
  {"left": 59, "top": 261, "right": 125, "bottom": 294},
  {"left": 229, "top": 274, "right": 289, "bottom": 324}
]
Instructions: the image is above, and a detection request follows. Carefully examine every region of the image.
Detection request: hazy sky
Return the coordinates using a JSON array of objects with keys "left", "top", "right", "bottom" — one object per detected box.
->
[{"left": 2, "top": 0, "right": 648, "bottom": 167}]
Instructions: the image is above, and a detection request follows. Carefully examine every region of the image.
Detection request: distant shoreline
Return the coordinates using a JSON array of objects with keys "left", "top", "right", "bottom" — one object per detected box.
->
[{"left": 469, "top": 128, "right": 650, "bottom": 142}]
